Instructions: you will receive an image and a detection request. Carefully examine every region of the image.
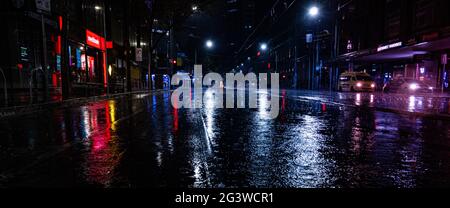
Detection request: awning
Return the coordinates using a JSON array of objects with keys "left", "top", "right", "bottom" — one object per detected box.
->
[{"left": 334, "top": 36, "right": 450, "bottom": 64}]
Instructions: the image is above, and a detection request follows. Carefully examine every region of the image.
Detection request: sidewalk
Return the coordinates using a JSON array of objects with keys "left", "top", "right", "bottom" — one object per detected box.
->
[
  {"left": 0, "top": 90, "right": 166, "bottom": 119},
  {"left": 286, "top": 90, "right": 450, "bottom": 119}
]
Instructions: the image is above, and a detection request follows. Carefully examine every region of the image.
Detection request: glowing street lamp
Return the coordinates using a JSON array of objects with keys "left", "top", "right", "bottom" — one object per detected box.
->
[
  {"left": 260, "top": 43, "right": 268, "bottom": 51},
  {"left": 308, "top": 6, "right": 319, "bottom": 17},
  {"left": 206, "top": 40, "right": 214, "bottom": 49}
]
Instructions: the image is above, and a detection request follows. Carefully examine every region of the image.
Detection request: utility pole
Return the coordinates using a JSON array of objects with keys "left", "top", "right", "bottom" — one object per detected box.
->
[
  {"left": 103, "top": 0, "right": 109, "bottom": 94},
  {"left": 137, "top": 16, "right": 142, "bottom": 90},
  {"left": 61, "top": 0, "right": 70, "bottom": 100},
  {"left": 168, "top": 16, "right": 174, "bottom": 90},
  {"left": 145, "top": 0, "right": 154, "bottom": 91},
  {"left": 40, "top": 14, "right": 49, "bottom": 101},
  {"left": 293, "top": 19, "right": 298, "bottom": 89},
  {"left": 124, "top": 0, "right": 131, "bottom": 93},
  {"left": 148, "top": 28, "right": 153, "bottom": 90}
]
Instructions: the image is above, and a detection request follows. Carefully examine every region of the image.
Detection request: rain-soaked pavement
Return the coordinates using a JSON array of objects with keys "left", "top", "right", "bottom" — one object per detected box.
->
[{"left": 0, "top": 89, "right": 450, "bottom": 188}]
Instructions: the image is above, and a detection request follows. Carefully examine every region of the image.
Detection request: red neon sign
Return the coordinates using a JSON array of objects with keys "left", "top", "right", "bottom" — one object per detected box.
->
[
  {"left": 56, "top": 35, "right": 62, "bottom": 54},
  {"left": 86, "top": 30, "right": 105, "bottom": 50},
  {"left": 106, "top": 41, "right": 113, "bottom": 49},
  {"left": 58, "top": 16, "right": 63, "bottom": 32}
]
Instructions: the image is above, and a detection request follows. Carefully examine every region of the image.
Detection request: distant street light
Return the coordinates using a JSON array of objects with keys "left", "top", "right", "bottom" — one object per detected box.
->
[
  {"left": 307, "top": 6, "right": 320, "bottom": 90},
  {"left": 206, "top": 40, "right": 214, "bottom": 49},
  {"left": 95, "top": 5, "right": 102, "bottom": 10},
  {"left": 308, "top": 6, "right": 319, "bottom": 17},
  {"left": 260, "top": 43, "right": 268, "bottom": 51}
]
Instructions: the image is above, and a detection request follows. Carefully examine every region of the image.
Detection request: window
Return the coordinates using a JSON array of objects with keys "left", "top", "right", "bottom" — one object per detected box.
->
[{"left": 414, "top": 0, "right": 435, "bottom": 30}]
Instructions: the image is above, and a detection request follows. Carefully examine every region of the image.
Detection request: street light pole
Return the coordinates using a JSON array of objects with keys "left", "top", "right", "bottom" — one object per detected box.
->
[
  {"left": 308, "top": 5, "right": 320, "bottom": 90},
  {"left": 102, "top": 2, "right": 109, "bottom": 95},
  {"left": 40, "top": 14, "right": 49, "bottom": 101},
  {"left": 195, "top": 48, "right": 198, "bottom": 65}
]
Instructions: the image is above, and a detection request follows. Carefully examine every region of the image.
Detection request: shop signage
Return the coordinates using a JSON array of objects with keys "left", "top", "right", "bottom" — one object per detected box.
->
[
  {"left": 56, "top": 55, "right": 61, "bottom": 71},
  {"left": 76, "top": 48, "right": 81, "bottom": 68},
  {"left": 86, "top": 30, "right": 105, "bottom": 51},
  {"left": 377, "top": 42, "right": 402, "bottom": 52},
  {"left": 20, "top": 46, "right": 29, "bottom": 62},
  {"left": 306, "top": 34, "right": 313, "bottom": 43},
  {"left": 135, "top": 48, "right": 143, "bottom": 62},
  {"left": 106, "top": 41, "right": 113, "bottom": 49}
]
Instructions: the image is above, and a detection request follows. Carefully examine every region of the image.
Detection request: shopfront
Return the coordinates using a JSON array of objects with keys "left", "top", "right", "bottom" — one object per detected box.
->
[
  {"left": 68, "top": 29, "right": 109, "bottom": 96},
  {"left": 337, "top": 37, "right": 450, "bottom": 92}
]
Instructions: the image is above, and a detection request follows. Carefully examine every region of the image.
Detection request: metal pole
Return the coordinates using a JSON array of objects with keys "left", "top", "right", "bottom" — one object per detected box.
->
[
  {"left": 275, "top": 51, "right": 278, "bottom": 72},
  {"left": 148, "top": 24, "right": 153, "bottom": 91},
  {"left": 40, "top": 14, "right": 49, "bottom": 101},
  {"left": 0, "top": 68, "right": 7, "bottom": 107},
  {"left": 443, "top": 63, "right": 446, "bottom": 94},
  {"left": 103, "top": 2, "right": 109, "bottom": 95},
  {"left": 195, "top": 48, "right": 198, "bottom": 65}
]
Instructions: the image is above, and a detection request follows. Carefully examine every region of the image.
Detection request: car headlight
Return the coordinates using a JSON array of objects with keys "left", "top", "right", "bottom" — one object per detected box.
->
[
  {"left": 371, "top": 84, "right": 376, "bottom": 88},
  {"left": 356, "top": 83, "right": 363, "bottom": 87},
  {"left": 409, "top": 83, "right": 420, "bottom": 91}
]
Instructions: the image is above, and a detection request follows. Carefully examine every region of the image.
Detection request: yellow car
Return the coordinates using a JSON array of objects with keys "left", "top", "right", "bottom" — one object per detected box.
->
[{"left": 339, "top": 72, "right": 376, "bottom": 92}]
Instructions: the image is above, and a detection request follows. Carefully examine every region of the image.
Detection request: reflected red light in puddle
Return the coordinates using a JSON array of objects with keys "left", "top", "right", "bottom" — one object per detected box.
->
[
  {"left": 85, "top": 102, "right": 116, "bottom": 185},
  {"left": 93, "top": 103, "right": 111, "bottom": 151}
]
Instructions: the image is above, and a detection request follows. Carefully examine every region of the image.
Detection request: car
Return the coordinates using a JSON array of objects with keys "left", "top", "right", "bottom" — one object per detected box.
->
[
  {"left": 382, "top": 78, "right": 434, "bottom": 94},
  {"left": 338, "top": 72, "right": 376, "bottom": 92}
]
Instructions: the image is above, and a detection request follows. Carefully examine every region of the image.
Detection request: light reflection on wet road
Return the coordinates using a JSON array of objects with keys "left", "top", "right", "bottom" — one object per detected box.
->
[{"left": 0, "top": 90, "right": 449, "bottom": 188}]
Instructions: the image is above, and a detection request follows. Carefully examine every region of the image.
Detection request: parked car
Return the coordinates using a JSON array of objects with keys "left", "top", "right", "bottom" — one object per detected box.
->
[
  {"left": 383, "top": 78, "right": 434, "bottom": 94},
  {"left": 338, "top": 72, "right": 376, "bottom": 92}
]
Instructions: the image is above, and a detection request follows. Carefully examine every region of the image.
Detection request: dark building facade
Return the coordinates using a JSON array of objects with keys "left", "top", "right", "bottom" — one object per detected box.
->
[
  {"left": 334, "top": 0, "right": 450, "bottom": 92},
  {"left": 236, "top": 0, "right": 336, "bottom": 89},
  {"left": 0, "top": 0, "right": 152, "bottom": 106}
]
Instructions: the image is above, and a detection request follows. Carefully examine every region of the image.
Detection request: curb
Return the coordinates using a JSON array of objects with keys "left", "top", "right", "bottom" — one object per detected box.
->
[
  {"left": 294, "top": 96, "right": 450, "bottom": 120},
  {"left": 0, "top": 90, "right": 169, "bottom": 120}
]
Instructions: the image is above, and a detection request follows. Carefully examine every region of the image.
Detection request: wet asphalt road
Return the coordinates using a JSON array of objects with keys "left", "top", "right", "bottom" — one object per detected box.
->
[{"left": 0, "top": 90, "right": 449, "bottom": 188}]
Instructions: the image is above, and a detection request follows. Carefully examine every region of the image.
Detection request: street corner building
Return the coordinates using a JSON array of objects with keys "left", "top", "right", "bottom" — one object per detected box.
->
[
  {"left": 331, "top": 0, "right": 450, "bottom": 92},
  {"left": 1, "top": 0, "right": 450, "bottom": 193},
  {"left": 0, "top": 0, "right": 154, "bottom": 106}
]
